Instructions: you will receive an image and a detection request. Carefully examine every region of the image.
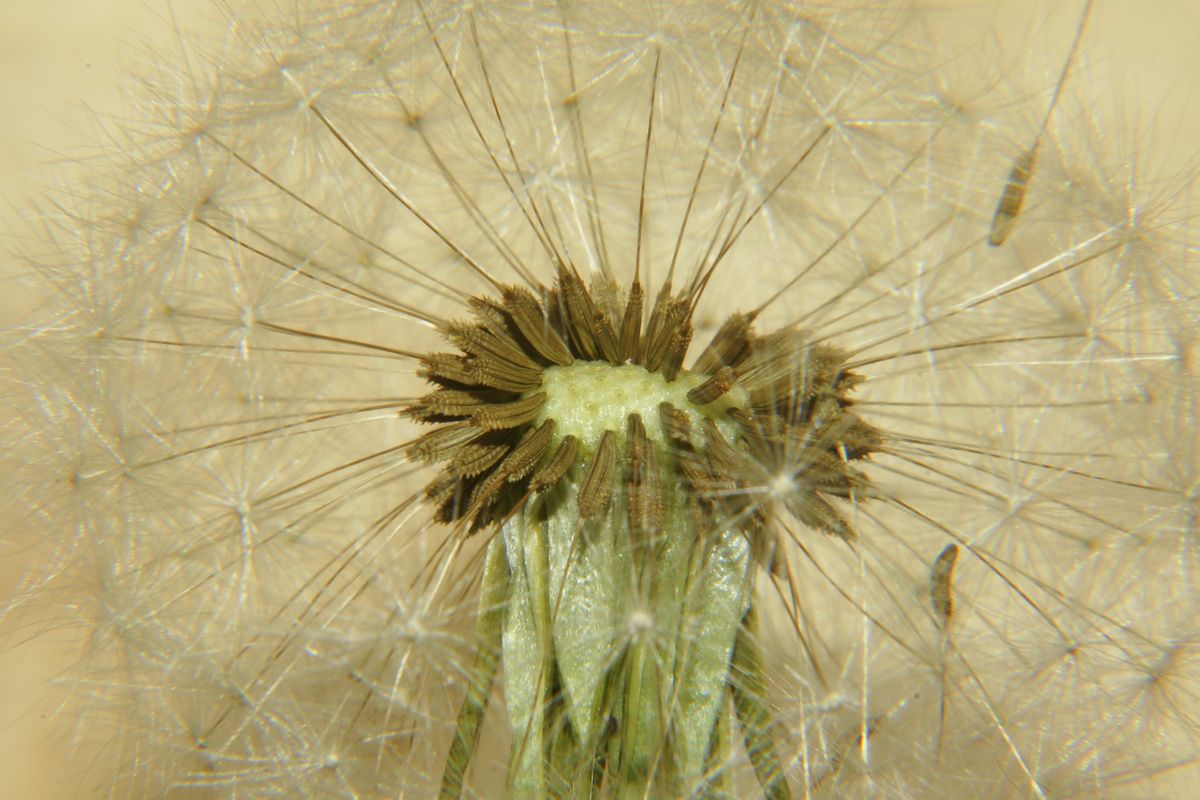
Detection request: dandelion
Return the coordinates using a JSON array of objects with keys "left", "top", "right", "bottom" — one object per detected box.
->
[{"left": 2, "top": 1, "right": 1198, "bottom": 798}]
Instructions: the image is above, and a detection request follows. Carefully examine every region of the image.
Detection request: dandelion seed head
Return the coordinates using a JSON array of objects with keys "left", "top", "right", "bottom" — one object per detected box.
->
[{"left": 2, "top": 0, "right": 1198, "bottom": 797}]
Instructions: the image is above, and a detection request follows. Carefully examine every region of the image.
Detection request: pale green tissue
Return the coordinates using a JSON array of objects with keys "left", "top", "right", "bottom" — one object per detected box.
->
[{"left": 500, "top": 459, "right": 755, "bottom": 796}]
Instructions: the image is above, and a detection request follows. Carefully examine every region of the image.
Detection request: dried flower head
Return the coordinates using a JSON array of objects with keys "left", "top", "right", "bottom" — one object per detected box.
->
[
  {"left": 407, "top": 264, "right": 880, "bottom": 794},
  {"left": 2, "top": 0, "right": 1198, "bottom": 798}
]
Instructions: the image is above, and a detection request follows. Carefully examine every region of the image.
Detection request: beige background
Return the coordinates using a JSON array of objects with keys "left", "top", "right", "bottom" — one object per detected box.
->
[
  {"left": 1, "top": 4, "right": 219, "bottom": 796},
  {"left": 4, "top": 0, "right": 1200, "bottom": 229},
  {"left": 1, "top": 0, "right": 220, "bottom": 318},
  {"left": 1, "top": 1, "right": 1197, "bottom": 797}
]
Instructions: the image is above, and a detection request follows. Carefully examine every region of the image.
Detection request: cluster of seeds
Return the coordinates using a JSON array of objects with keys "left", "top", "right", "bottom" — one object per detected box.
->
[{"left": 406, "top": 266, "right": 881, "bottom": 550}]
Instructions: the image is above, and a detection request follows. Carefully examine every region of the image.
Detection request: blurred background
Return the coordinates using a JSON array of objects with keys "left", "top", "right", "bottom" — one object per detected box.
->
[
  {"left": 1, "top": 1, "right": 1198, "bottom": 797},
  {"left": 1, "top": 4, "right": 218, "bottom": 795}
]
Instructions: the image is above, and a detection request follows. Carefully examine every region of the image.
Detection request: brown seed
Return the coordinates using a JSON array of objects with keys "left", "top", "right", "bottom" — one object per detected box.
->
[
  {"left": 640, "top": 283, "right": 671, "bottom": 366},
  {"left": 658, "top": 402, "right": 696, "bottom": 451},
  {"left": 558, "top": 265, "right": 618, "bottom": 362},
  {"left": 641, "top": 287, "right": 693, "bottom": 375},
  {"left": 578, "top": 430, "right": 617, "bottom": 520},
  {"left": 988, "top": 146, "right": 1038, "bottom": 247},
  {"left": 409, "top": 389, "right": 492, "bottom": 420},
  {"left": 466, "top": 469, "right": 509, "bottom": 521},
  {"left": 421, "top": 352, "right": 480, "bottom": 387},
  {"left": 531, "top": 435, "right": 579, "bottom": 494},
  {"left": 785, "top": 492, "right": 855, "bottom": 541},
  {"left": 930, "top": 543, "right": 959, "bottom": 626},
  {"left": 687, "top": 366, "right": 737, "bottom": 406},
  {"left": 498, "top": 419, "right": 556, "bottom": 483},
  {"left": 626, "top": 414, "right": 650, "bottom": 467},
  {"left": 473, "top": 356, "right": 544, "bottom": 392},
  {"left": 408, "top": 422, "right": 482, "bottom": 462},
  {"left": 700, "top": 418, "right": 746, "bottom": 475},
  {"left": 469, "top": 392, "right": 546, "bottom": 430},
  {"left": 424, "top": 472, "right": 458, "bottom": 504},
  {"left": 692, "top": 312, "right": 755, "bottom": 375},
  {"left": 450, "top": 441, "right": 512, "bottom": 479},
  {"left": 425, "top": 473, "right": 467, "bottom": 522},
  {"left": 660, "top": 325, "right": 694, "bottom": 381},
  {"left": 448, "top": 321, "right": 541, "bottom": 373},
  {"left": 618, "top": 281, "right": 644, "bottom": 362},
  {"left": 501, "top": 286, "right": 574, "bottom": 366},
  {"left": 735, "top": 331, "right": 842, "bottom": 402},
  {"left": 467, "top": 295, "right": 518, "bottom": 338},
  {"left": 626, "top": 414, "right": 663, "bottom": 536}
]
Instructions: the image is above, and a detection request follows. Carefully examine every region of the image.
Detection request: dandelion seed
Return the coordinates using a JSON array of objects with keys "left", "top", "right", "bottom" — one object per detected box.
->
[
  {"left": 930, "top": 542, "right": 959, "bottom": 763},
  {"left": 930, "top": 543, "right": 958, "bottom": 628},
  {"left": 988, "top": 145, "right": 1039, "bottom": 248},
  {"left": 988, "top": 0, "right": 1093, "bottom": 247}
]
